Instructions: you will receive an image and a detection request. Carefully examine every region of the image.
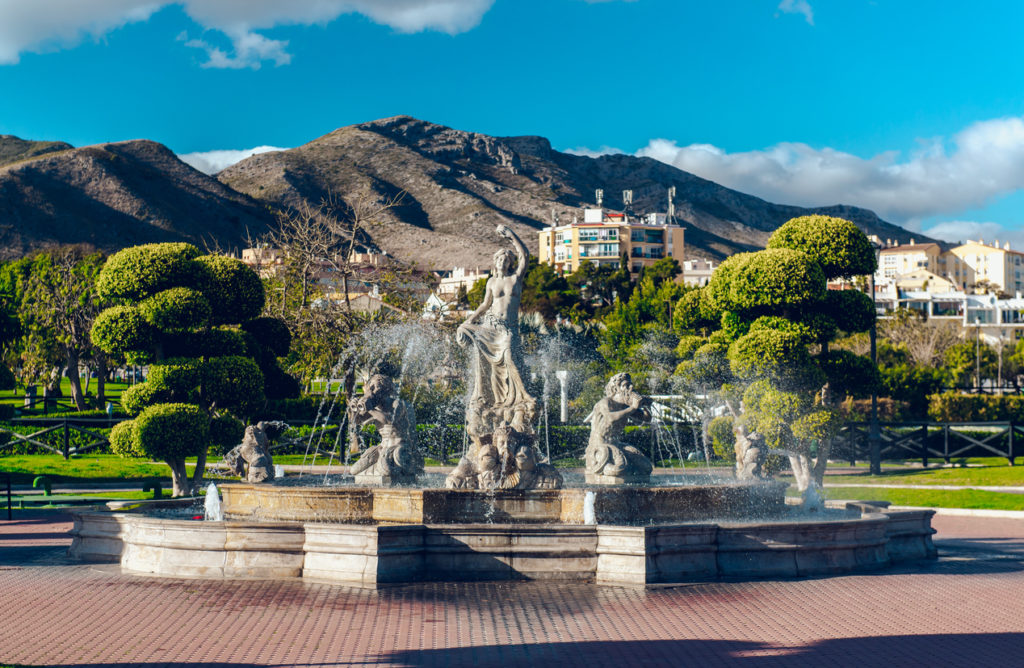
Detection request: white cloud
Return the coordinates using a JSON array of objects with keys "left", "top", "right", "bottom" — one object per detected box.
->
[
  {"left": 580, "top": 116, "right": 1024, "bottom": 226},
  {"left": 564, "top": 145, "right": 625, "bottom": 158},
  {"left": 922, "top": 220, "right": 1024, "bottom": 251},
  {"left": 0, "top": 0, "right": 495, "bottom": 67},
  {"left": 776, "top": 0, "right": 814, "bottom": 25},
  {"left": 178, "top": 145, "right": 287, "bottom": 174}
]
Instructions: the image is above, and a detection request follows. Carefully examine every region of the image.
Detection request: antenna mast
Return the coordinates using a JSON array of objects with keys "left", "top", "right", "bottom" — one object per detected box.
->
[
  {"left": 667, "top": 186, "right": 676, "bottom": 225},
  {"left": 595, "top": 188, "right": 604, "bottom": 209}
]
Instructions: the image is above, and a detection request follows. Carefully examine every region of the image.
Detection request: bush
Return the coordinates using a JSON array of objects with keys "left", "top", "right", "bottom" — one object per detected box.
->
[
  {"left": 139, "top": 287, "right": 211, "bottom": 331},
  {"left": 258, "top": 396, "right": 334, "bottom": 422},
  {"left": 209, "top": 414, "right": 245, "bottom": 456},
  {"left": 133, "top": 403, "right": 209, "bottom": 460},
  {"left": 96, "top": 243, "right": 201, "bottom": 301},
  {"left": 708, "top": 415, "right": 736, "bottom": 461},
  {"left": 90, "top": 306, "right": 154, "bottom": 356},
  {"left": 767, "top": 215, "right": 877, "bottom": 279},
  {"left": 241, "top": 317, "right": 291, "bottom": 357},
  {"left": 201, "top": 356, "right": 265, "bottom": 418},
  {"left": 195, "top": 255, "right": 265, "bottom": 324},
  {"left": 928, "top": 392, "right": 1024, "bottom": 422},
  {"left": 109, "top": 419, "right": 139, "bottom": 457},
  {"left": 121, "top": 383, "right": 172, "bottom": 417}
]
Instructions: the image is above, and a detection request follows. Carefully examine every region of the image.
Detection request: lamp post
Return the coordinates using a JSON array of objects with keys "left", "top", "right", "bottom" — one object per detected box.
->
[
  {"left": 869, "top": 265, "right": 882, "bottom": 475},
  {"left": 976, "top": 316, "right": 982, "bottom": 392}
]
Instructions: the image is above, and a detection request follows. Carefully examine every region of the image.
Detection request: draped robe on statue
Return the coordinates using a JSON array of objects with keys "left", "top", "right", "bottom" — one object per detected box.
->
[{"left": 461, "top": 313, "right": 536, "bottom": 442}]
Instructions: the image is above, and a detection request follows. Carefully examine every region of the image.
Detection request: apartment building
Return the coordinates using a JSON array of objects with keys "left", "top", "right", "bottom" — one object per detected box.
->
[
  {"left": 947, "top": 239, "right": 1024, "bottom": 295},
  {"left": 876, "top": 241, "right": 942, "bottom": 279},
  {"left": 538, "top": 208, "right": 685, "bottom": 279}
]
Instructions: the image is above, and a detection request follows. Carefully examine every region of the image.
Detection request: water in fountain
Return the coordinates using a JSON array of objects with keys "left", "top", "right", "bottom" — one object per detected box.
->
[{"left": 204, "top": 482, "right": 223, "bottom": 521}]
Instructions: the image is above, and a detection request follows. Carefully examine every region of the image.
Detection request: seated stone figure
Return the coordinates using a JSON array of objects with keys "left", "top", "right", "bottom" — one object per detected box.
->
[
  {"left": 447, "top": 424, "right": 561, "bottom": 490},
  {"left": 585, "top": 373, "right": 655, "bottom": 484},
  {"left": 349, "top": 374, "right": 422, "bottom": 484},
  {"left": 224, "top": 421, "right": 277, "bottom": 483}
]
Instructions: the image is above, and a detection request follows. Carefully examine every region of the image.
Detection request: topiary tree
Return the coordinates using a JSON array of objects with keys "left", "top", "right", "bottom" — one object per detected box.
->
[
  {"left": 91, "top": 242, "right": 297, "bottom": 496},
  {"left": 673, "top": 216, "right": 879, "bottom": 504}
]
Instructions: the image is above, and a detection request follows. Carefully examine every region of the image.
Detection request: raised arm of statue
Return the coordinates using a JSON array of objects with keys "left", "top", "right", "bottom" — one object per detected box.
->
[{"left": 496, "top": 224, "right": 528, "bottom": 280}]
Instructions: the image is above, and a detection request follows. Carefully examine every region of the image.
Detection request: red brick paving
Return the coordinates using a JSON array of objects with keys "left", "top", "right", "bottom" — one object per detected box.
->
[{"left": 0, "top": 512, "right": 1022, "bottom": 667}]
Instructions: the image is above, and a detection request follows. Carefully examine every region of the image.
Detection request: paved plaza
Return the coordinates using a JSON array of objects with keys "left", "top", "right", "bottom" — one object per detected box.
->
[{"left": 1, "top": 513, "right": 1023, "bottom": 667}]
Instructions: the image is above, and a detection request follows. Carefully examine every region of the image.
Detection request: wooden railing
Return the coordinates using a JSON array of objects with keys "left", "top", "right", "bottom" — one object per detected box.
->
[{"left": 834, "top": 421, "right": 1022, "bottom": 466}]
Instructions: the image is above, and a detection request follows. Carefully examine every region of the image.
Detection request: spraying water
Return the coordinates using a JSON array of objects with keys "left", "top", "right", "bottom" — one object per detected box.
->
[{"left": 204, "top": 482, "right": 223, "bottom": 521}]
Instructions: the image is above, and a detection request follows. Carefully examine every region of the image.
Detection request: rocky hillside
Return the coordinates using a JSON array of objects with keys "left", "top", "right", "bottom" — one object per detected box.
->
[
  {"left": 0, "top": 135, "right": 73, "bottom": 168},
  {"left": 220, "top": 116, "right": 927, "bottom": 268},
  {"left": 0, "top": 139, "right": 276, "bottom": 260}
]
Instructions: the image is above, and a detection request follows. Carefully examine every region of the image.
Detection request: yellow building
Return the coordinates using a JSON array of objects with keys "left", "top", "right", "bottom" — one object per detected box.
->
[
  {"left": 877, "top": 241, "right": 942, "bottom": 279},
  {"left": 538, "top": 208, "right": 685, "bottom": 279},
  {"left": 947, "top": 239, "right": 1024, "bottom": 295}
]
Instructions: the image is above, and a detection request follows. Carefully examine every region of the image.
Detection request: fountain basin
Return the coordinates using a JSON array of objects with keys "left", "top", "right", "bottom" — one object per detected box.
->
[
  {"left": 68, "top": 503, "right": 936, "bottom": 587},
  {"left": 220, "top": 480, "right": 789, "bottom": 525}
]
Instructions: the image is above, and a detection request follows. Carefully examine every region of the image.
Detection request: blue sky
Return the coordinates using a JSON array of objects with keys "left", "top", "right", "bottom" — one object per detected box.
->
[{"left": 2, "top": 0, "right": 1024, "bottom": 245}]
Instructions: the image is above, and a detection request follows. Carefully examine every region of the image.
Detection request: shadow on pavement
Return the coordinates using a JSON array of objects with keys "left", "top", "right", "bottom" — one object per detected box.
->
[{"left": 33, "top": 633, "right": 1024, "bottom": 667}]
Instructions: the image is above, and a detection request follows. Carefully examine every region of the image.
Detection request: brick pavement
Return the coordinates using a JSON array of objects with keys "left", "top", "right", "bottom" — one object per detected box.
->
[{"left": 0, "top": 513, "right": 1022, "bottom": 667}]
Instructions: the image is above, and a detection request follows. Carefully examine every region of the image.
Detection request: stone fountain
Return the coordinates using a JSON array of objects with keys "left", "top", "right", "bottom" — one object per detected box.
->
[{"left": 68, "top": 224, "right": 937, "bottom": 587}]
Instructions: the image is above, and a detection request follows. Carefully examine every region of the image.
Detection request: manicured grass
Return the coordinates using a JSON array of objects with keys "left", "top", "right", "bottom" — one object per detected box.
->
[
  {"left": 818, "top": 464, "right": 1024, "bottom": 487},
  {"left": 0, "top": 378, "right": 132, "bottom": 409},
  {"left": 804, "top": 485, "right": 1024, "bottom": 511},
  {"left": 0, "top": 454, "right": 172, "bottom": 484}
]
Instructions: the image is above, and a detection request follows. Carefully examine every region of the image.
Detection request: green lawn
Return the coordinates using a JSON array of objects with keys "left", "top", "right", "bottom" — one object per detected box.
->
[
  {"left": 818, "top": 463, "right": 1024, "bottom": 487},
  {"left": 0, "top": 378, "right": 132, "bottom": 410},
  {"left": 0, "top": 454, "right": 175, "bottom": 484},
  {"left": 803, "top": 485, "right": 1024, "bottom": 511}
]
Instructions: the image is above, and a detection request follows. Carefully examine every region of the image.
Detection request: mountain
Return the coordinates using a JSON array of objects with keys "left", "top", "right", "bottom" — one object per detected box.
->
[
  {"left": 219, "top": 116, "right": 929, "bottom": 268},
  {"left": 0, "top": 137, "right": 276, "bottom": 260},
  {"left": 0, "top": 135, "right": 73, "bottom": 168}
]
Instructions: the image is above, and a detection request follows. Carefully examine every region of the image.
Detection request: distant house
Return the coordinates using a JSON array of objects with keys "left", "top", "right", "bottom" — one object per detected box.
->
[
  {"left": 538, "top": 207, "right": 685, "bottom": 279},
  {"left": 682, "top": 259, "right": 715, "bottom": 287}
]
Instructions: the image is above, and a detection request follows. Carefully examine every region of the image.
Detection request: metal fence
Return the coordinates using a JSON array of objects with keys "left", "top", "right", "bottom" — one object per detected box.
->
[{"left": 834, "top": 421, "right": 1022, "bottom": 466}]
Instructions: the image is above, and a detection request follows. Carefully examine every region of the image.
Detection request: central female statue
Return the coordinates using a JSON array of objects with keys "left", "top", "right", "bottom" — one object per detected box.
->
[{"left": 455, "top": 224, "right": 537, "bottom": 443}]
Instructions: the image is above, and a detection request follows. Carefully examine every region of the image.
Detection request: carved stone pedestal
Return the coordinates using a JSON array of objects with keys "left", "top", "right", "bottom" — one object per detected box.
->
[
  {"left": 584, "top": 473, "right": 651, "bottom": 486},
  {"left": 354, "top": 473, "right": 417, "bottom": 487}
]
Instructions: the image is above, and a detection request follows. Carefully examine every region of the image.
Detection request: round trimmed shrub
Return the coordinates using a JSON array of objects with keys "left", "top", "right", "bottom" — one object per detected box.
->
[
  {"left": 209, "top": 414, "right": 245, "bottom": 456},
  {"left": 96, "top": 243, "right": 201, "bottom": 301},
  {"left": 241, "top": 317, "right": 291, "bottom": 357},
  {"left": 134, "top": 403, "right": 209, "bottom": 461},
  {"left": 728, "top": 248, "right": 826, "bottom": 311},
  {"left": 139, "top": 287, "right": 211, "bottom": 332},
  {"left": 147, "top": 358, "right": 204, "bottom": 397},
  {"left": 708, "top": 415, "right": 736, "bottom": 461},
  {"left": 109, "top": 419, "right": 140, "bottom": 457},
  {"left": 195, "top": 255, "right": 265, "bottom": 324},
  {"left": 120, "top": 383, "right": 172, "bottom": 417},
  {"left": 202, "top": 356, "right": 265, "bottom": 417},
  {"left": 728, "top": 328, "right": 813, "bottom": 381},
  {"left": 91, "top": 306, "right": 154, "bottom": 355},
  {"left": 768, "top": 215, "right": 877, "bottom": 279},
  {"left": 824, "top": 289, "right": 875, "bottom": 334}
]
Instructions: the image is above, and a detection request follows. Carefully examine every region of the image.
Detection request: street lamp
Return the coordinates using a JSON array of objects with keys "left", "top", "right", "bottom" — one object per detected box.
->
[
  {"left": 868, "top": 254, "right": 882, "bottom": 475},
  {"left": 976, "top": 316, "right": 982, "bottom": 392}
]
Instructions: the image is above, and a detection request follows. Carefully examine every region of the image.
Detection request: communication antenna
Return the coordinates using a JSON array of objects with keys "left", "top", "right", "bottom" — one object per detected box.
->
[
  {"left": 595, "top": 188, "right": 604, "bottom": 209},
  {"left": 667, "top": 186, "right": 676, "bottom": 224},
  {"left": 551, "top": 208, "right": 560, "bottom": 226},
  {"left": 622, "top": 189, "right": 633, "bottom": 213}
]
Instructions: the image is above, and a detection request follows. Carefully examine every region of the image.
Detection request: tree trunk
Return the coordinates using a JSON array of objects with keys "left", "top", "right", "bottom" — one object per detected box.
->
[
  {"left": 812, "top": 438, "right": 832, "bottom": 489},
  {"left": 65, "top": 350, "right": 87, "bottom": 410},
  {"left": 190, "top": 447, "right": 208, "bottom": 494},
  {"left": 168, "top": 458, "right": 191, "bottom": 497},
  {"left": 96, "top": 353, "right": 107, "bottom": 407}
]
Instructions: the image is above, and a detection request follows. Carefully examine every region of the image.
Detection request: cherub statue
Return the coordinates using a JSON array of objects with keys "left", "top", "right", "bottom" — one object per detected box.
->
[
  {"left": 224, "top": 421, "right": 285, "bottom": 483},
  {"left": 585, "top": 373, "right": 655, "bottom": 484},
  {"left": 349, "top": 374, "right": 422, "bottom": 484}
]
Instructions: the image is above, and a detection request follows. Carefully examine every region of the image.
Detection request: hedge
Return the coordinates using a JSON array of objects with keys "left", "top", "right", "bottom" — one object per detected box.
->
[{"left": 928, "top": 392, "right": 1024, "bottom": 422}]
